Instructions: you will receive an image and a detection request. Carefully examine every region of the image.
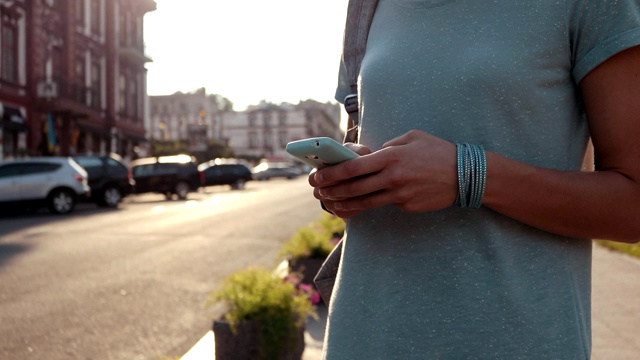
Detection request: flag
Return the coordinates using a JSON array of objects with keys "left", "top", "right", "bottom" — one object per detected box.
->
[{"left": 46, "top": 114, "right": 58, "bottom": 153}]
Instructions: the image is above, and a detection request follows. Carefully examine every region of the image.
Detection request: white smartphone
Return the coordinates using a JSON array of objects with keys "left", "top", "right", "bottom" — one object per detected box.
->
[{"left": 286, "top": 137, "right": 359, "bottom": 169}]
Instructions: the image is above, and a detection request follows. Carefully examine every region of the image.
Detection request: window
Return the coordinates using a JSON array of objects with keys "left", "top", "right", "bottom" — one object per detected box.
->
[
  {"left": 278, "top": 112, "right": 287, "bottom": 126},
  {"left": 75, "top": 55, "right": 86, "bottom": 103},
  {"left": 264, "top": 132, "right": 273, "bottom": 147},
  {"left": 128, "top": 78, "right": 137, "bottom": 117},
  {"left": 249, "top": 132, "right": 259, "bottom": 148},
  {"left": 279, "top": 131, "right": 288, "bottom": 147},
  {"left": 106, "top": 158, "right": 124, "bottom": 170},
  {"left": 90, "top": 60, "right": 101, "bottom": 107},
  {"left": 1, "top": 18, "right": 17, "bottom": 83},
  {"left": 117, "top": 10, "right": 141, "bottom": 48},
  {"left": 22, "top": 163, "right": 61, "bottom": 175},
  {"left": 118, "top": 73, "right": 126, "bottom": 113},
  {"left": 90, "top": 0, "right": 100, "bottom": 36},
  {"left": 76, "top": 0, "right": 85, "bottom": 28},
  {"left": 249, "top": 113, "right": 257, "bottom": 127},
  {"left": 119, "top": 10, "right": 129, "bottom": 46},
  {"left": 263, "top": 111, "right": 272, "bottom": 127},
  {"left": 0, "top": 164, "right": 20, "bottom": 178},
  {"left": 75, "top": 157, "right": 102, "bottom": 169}
]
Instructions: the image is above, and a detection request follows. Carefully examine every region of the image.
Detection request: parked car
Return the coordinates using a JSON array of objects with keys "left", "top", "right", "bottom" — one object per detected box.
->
[
  {"left": 252, "top": 163, "right": 303, "bottom": 181},
  {"left": 0, "top": 157, "right": 90, "bottom": 214},
  {"left": 129, "top": 154, "right": 202, "bottom": 200},
  {"left": 198, "top": 161, "right": 253, "bottom": 190},
  {"left": 73, "top": 154, "right": 134, "bottom": 208}
]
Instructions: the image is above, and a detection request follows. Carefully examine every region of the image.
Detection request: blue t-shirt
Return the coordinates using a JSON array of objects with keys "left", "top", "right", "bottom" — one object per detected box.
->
[{"left": 328, "top": 0, "right": 640, "bottom": 359}]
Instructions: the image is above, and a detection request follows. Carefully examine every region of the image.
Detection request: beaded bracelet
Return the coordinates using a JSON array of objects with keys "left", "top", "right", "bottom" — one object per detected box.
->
[{"left": 455, "top": 143, "right": 487, "bottom": 208}]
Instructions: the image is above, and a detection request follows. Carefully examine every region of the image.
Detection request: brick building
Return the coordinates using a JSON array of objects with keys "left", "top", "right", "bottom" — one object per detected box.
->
[{"left": 0, "top": 0, "right": 156, "bottom": 161}]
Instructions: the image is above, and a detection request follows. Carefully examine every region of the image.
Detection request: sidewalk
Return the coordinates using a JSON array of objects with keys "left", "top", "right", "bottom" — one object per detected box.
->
[
  {"left": 182, "top": 244, "right": 640, "bottom": 359},
  {"left": 591, "top": 243, "right": 640, "bottom": 359}
]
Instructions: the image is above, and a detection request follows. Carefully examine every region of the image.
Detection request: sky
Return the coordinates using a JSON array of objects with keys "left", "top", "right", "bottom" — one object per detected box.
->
[{"left": 143, "top": 0, "right": 348, "bottom": 111}]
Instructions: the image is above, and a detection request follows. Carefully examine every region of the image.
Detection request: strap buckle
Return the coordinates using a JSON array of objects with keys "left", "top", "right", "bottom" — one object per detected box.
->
[{"left": 343, "top": 94, "right": 359, "bottom": 125}]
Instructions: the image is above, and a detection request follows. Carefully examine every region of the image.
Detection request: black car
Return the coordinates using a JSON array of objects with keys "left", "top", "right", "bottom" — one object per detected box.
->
[
  {"left": 129, "top": 154, "right": 202, "bottom": 200},
  {"left": 198, "top": 161, "right": 253, "bottom": 190},
  {"left": 73, "top": 154, "right": 134, "bottom": 208}
]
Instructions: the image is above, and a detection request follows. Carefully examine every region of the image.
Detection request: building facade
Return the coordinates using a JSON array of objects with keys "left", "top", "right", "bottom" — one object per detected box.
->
[
  {"left": 0, "top": 0, "right": 156, "bottom": 161},
  {"left": 148, "top": 91, "right": 343, "bottom": 162},
  {"left": 223, "top": 100, "right": 343, "bottom": 161},
  {"left": 147, "top": 88, "right": 232, "bottom": 155}
]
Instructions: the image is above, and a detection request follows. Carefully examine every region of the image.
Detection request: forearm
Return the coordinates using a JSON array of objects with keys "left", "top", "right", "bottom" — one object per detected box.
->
[{"left": 482, "top": 151, "right": 640, "bottom": 243}]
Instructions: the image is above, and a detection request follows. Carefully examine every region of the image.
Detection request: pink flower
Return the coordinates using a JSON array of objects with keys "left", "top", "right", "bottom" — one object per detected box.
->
[{"left": 309, "top": 290, "right": 322, "bottom": 305}]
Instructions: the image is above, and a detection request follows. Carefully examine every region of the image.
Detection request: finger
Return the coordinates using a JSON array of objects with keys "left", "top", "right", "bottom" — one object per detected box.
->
[
  {"left": 332, "top": 190, "right": 395, "bottom": 212},
  {"left": 320, "top": 199, "right": 363, "bottom": 219},
  {"left": 307, "top": 168, "right": 317, "bottom": 186},
  {"left": 317, "top": 168, "right": 388, "bottom": 200},
  {"left": 313, "top": 153, "right": 383, "bottom": 186},
  {"left": 344, "top": 143, "right": 372, "bottom": 156},
  {"left": 315, "top": 187, "right": 349, "bottom": 202}
]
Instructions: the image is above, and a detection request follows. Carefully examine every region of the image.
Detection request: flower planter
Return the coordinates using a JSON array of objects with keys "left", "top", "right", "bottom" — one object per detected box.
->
[{"left": 212, "top": 319, "right": 305, "bottom": 360}]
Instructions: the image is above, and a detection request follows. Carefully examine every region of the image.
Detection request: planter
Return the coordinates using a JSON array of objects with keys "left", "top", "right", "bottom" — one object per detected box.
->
[
  {"left": 288, "top": 257, "right": 325, "bottom": 285},
  {"left": 212, "top": 319, "right": 305, "bottom": 360}
]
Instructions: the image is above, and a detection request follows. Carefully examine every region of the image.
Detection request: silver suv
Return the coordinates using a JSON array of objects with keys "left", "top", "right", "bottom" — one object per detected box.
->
[{"left": 0, "top": 157, "right": 90, "bottom": 214}]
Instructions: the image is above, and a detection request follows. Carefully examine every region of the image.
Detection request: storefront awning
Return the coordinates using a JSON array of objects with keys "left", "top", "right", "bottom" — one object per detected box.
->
[{"left": 0, "top": 103, "right": 28, "bottom": 132}]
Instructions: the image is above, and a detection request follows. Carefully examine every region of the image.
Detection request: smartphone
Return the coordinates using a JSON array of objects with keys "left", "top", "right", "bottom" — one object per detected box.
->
[{"left": 286, "top": 137, "right": 359, "bottom": 169}]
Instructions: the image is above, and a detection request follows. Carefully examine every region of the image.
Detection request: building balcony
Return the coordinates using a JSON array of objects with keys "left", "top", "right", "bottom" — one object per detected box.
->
[
  {"left": 36, "top": 78, "right": 103, "bottom": 117},
  {"left": 119, "top": 46, "right": 153, "bottom": 64}
]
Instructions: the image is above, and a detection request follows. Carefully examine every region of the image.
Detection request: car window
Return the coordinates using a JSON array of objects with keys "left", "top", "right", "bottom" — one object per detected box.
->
[
  {"left": 0, "top": 164, "right": 21, "bottom": 178},
  {"left": 232, "top": 165, "right": 247, "bottom": 175},
  {"left": 133, "top": 164, "right": 154, "bottom": 176},
  {"left": 154, "top": 163, "right": 179, "bottom": 176},
  {"left": 106, "top": 158, "right": 125, "bottom": 170},
  {"left": 75, "top": 157, "right": 102, "bottom": 169},
  {"left": 208, "top": 166, "right": 223, "bottom": 175},
  {"left": 22, "top": 163, "right": 61, "bottom": 175}
]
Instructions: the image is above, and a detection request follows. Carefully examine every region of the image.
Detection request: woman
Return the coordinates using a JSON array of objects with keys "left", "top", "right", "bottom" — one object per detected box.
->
[{"left": 309, "top": 0, "right": 640, "bottom": 359}]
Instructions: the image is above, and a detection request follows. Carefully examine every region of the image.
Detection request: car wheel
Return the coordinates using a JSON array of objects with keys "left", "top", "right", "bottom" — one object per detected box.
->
[
  {"left": 231, "top": 179, "right": 246, "bottom": 190},
  {"left": 48, "top": 189, "right": 76, "bottom": 214},
  {"left": 175, "top": 182, "right": 190, "bottom": 200},
  {"left": 101, "top": 186, "right": 122, "bottom": 208}
]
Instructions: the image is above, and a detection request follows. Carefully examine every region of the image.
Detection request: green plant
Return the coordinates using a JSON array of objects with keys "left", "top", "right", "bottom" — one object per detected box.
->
[
  {"left": 207, "top": 267, "right": 316, "bottom": 359},
  {"left": 597, "top": 240, "right": 640, "bottom": 259},
  {"left": 280, "top": 214, "right": 344, "bottom": 260}
]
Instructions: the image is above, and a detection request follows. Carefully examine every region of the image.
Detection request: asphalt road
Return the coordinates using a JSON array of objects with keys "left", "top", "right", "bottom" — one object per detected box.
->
[{"left": 0, "top": 178, "right": 324, "bottom": 360}]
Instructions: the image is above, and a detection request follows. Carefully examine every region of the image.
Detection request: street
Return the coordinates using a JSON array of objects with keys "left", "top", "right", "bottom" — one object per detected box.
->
[{"left": 0, "top": 178, "right": 324, "bottom": 360}]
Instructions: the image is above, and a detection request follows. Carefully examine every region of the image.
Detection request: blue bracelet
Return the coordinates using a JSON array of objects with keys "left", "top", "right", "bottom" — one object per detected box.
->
[{"left": 455, "top": 143, "right": 487, "bottom": 209}]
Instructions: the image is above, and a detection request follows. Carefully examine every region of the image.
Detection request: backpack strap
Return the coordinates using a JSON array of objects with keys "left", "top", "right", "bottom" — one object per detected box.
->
[
  {"left": 342, "top": 0, "right": 379, "bottom": 143},
  {"left": 314, "top": 0, "right": 380, "bottom": 307}
]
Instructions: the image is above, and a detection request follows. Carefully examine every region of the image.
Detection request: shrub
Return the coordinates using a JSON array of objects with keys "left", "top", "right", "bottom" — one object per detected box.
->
[
  {"left": 207, "top": 267, "right": 316, "bottom": 359},
  {"left": 280, "top": 213, "right": 344, "bottom": 260}
]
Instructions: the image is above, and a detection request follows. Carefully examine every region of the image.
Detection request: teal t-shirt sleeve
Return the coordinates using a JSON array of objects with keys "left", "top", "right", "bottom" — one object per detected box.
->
[{"left": 570, "top": 0, "right": 640, "bottom": 83}]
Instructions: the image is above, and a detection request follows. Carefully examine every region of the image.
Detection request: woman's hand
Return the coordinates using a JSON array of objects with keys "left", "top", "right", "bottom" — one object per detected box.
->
[{"left": 308, "top": 130, "right": 458, "bottom": 218}]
